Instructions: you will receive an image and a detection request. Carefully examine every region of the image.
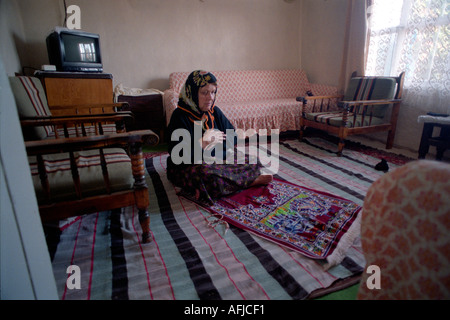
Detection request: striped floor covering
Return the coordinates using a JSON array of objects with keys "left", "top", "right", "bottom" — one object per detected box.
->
[{"left": 49, "top": 137, "right": 408, "bottom": 300}]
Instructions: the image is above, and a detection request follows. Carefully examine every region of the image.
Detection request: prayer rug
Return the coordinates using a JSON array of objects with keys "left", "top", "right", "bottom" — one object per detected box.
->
[{"left": 207, "top": 179, "right": 362, "bottom": 268}]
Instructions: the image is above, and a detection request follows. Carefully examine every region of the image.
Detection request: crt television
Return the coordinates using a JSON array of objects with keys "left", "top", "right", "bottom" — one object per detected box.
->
[{"left": 46, "top": 27, "right": 103, "bottom": 72}]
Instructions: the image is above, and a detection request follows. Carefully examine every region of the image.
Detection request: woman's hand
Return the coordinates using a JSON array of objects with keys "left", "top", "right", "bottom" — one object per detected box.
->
[{"left": 201, "top": 129, "right": 226, "bottom": 150}]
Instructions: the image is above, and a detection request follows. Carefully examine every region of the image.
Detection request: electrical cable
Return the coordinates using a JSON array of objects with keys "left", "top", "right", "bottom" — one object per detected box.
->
[{"left": 63, "top": 0, "right": 68, "bottom": 27}]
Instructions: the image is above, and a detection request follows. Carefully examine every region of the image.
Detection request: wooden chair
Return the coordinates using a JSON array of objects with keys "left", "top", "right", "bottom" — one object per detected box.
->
[
  {"left": 9, "top": 76, "right": 159, "bottom": 243},
  {"left": 297, "top": 72, "right": 405, "bottom": 156}
]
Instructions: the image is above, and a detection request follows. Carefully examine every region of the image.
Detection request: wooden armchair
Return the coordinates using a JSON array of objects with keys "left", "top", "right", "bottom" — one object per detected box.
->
[
  {"left": 296, "top": 72, "right": 405, "bottom": 156},
  {"left": 10, "top": 76, "right": 159, "bottom": 243}
]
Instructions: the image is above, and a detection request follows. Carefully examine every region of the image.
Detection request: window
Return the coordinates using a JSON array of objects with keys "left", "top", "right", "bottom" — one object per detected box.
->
[
  {"left": 78, "top": 43, "right": 96, "bottom": 62},
  {"left": 365, "top": 0, "right": 449, "bottom": 113}
]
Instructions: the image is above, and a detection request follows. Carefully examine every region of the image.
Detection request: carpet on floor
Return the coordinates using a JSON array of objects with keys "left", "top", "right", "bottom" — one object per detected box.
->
[{"left": 48, "top": 137, "right": 412, "bottom": 300}]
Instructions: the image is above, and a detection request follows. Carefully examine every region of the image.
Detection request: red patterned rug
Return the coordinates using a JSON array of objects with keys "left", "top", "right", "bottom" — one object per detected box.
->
[{"left": 207, "top": 178, "right": 362, "bottom": 268}]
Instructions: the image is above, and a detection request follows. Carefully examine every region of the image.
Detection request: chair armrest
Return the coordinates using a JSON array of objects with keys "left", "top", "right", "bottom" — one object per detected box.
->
[
  {"left": 342, "top": 99, "right": 402, "bottom": 107},
  {"left": 340, "top": 99, "right": 402, "bottom": 116},
  {"left": 49, "top": 102, "right": 130, "bottom": 113},
  {"left": 337, "top": 99, "right": 403, "bottom": 128},
  {"left": 25, "top": 130, "right": 159, "bottom": 155},
  {"left": 20, "top": 112, "right": 136, "bottom": 138},
  {"left": 297, "top": 95, "right": 343, "bottom": 103},
  {"left": 20, "top": 112, "right": 134, "bottom": 127}
]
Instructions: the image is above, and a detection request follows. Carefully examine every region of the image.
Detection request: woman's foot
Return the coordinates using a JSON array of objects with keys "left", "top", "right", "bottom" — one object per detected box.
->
[{"left": 250, "top": 174, "right": 273, "bottom": 187}]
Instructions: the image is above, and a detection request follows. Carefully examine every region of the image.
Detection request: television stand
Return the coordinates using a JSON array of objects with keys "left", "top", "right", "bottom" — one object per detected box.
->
[{"left": 35, "top": 71, "right": 113, "bottom": 115}]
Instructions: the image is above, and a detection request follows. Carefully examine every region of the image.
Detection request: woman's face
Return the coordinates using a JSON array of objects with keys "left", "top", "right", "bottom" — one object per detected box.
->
[{"left": 197, "top": 83, "right": 217, "bottom": 112}]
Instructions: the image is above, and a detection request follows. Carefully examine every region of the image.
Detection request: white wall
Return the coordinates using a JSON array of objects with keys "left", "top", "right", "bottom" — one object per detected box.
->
[
  {"left": 13, "top": 0, "right": 303, "bottom": 90},
  {"left": 301, "top": 0, "right": 347, "bottom": 87},
  {"left": 0, "top": 55, "right": 58, "bottom": 300},
  {"left": 3, "top": 0, "right": 427, "bottom": 152},
  {"left": 0, "top": 0, "right": 27, "bottom": 75}
]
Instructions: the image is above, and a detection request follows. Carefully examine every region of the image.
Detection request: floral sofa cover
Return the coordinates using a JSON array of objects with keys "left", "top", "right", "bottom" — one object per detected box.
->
[{"left": 163, "top": 69, "right": 338, "bottom": 134}]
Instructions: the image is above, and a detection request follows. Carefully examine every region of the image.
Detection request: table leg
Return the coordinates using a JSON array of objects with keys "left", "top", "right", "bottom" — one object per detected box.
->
[
  {"left": 418, "top": 123, "right": 434, "bottom": 159},
  {"left": 436, "top": 125, "right": 450, "bottom": 160}
]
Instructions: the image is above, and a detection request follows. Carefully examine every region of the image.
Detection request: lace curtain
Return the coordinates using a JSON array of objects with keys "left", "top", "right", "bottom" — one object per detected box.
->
[{"left": 365, "top": 0, "right": 449, "bottom": 114}]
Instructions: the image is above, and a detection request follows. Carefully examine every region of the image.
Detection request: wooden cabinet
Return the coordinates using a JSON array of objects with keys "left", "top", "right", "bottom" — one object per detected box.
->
[
  {"left": 36, "top": 72, "right": 113, "bottom": 115},
  {"left": 118, "top": 94, "right": 165, "bottom": 141},
  {"left": 35, "top": 72, "right": 164, "bottom": 142}
]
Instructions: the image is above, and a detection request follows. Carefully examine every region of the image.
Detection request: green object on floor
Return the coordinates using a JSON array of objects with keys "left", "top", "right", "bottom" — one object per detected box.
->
[
  {"left": 143, "top": 143, "right": 168, "bottom": 153},
  {"left": 316, "top": 283, "right": 360, "bottom": 300}
]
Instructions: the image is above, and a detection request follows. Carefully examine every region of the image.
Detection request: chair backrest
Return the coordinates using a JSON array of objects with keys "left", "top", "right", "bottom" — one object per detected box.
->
[
  {"left": 9, "top": 76, "right": 53, "bottom": 140},
  {"left": 344, "top": 76, "right": 398, "bottom": 117},
  {"left": 10, "top": 76, "right": 120, "bottom": 140}
]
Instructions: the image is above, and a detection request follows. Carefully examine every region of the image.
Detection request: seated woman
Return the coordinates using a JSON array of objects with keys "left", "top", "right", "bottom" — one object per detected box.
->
[{"left": 166, "top": 70, "right": 272, "bottom": 205}]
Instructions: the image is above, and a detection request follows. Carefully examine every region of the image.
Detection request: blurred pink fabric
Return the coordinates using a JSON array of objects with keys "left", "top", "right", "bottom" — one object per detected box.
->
[{"left": 358, "top": 160, "right": 450, "bottom": 299}]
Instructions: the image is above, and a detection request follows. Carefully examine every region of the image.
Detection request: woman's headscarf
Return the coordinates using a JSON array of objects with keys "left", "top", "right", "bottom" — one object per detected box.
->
[{"left": 177, "top": 70, "right": 217, "bottom": 131}]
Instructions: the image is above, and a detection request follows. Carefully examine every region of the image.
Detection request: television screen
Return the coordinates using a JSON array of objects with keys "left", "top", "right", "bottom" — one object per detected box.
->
[{"left": 61, "top": 33, "right": 100, "bottom": 63}]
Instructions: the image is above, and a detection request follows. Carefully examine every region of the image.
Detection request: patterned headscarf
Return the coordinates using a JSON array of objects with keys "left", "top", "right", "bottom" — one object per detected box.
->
[{"left": 178, "top": 70, "right": 218, "bottom": 131}]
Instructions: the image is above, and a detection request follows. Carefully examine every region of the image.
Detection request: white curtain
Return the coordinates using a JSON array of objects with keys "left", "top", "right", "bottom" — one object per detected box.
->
[
  {"left": 338, "top": 0, "right": 369, "bottom": 94},
  {"left": 366, "top": 0, "right": 450, "bottom": 114}
]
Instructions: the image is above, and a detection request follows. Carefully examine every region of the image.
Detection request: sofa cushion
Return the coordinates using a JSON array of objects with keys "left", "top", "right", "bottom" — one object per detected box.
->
[
  {"left": 219, "top": 98, "right": 300, "bottom": 133},
  {"left": 28, "top": 148, "right": 133, "bottom": 203},
  {"left": 169, "top": 69, "right": 311, "bottom": 103},
  {"left": 9, "top": 76, "right": 53, "bottom": 140}
]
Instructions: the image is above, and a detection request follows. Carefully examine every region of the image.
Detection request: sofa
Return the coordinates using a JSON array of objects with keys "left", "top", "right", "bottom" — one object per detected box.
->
[{"left": 163, "top": 69, "right": 338, "bottom": 135}]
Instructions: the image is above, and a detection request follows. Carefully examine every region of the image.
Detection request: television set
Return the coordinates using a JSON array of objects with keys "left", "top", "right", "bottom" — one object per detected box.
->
[{"left": 46, "top": 27, "right": 103, "bottom": 72}]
